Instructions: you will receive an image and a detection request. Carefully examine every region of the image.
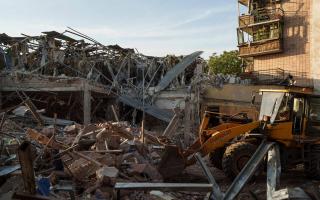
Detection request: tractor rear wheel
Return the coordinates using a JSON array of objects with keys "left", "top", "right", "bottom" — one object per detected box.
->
[
  {"left": 304, "top": 145, "right": 320, "bottom": 180},
  {"left": 222, "top": 142, "right": 256, "bottom": 180},
  {"left": 209, "top": 148, "right": 225, "bottom": 170}
]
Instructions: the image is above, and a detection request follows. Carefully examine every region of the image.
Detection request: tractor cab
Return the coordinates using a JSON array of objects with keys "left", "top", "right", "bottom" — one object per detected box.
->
[{"left": 258, "top": 88, "right": 320, "bottom": 145}]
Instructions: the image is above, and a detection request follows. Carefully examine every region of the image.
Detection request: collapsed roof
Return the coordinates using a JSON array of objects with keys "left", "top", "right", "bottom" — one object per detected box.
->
[{"left": 0, "top": 28, "right": 203, "bottom": 122}]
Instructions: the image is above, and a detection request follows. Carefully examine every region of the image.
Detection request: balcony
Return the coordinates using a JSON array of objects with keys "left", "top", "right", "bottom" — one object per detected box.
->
[
  {"left": 238, "top": 39, "right": 282, "bottom": 57},
  {"left": 237, "top": 8, "right": 283, "bottom": 57},
  {"left": 239, "top": 8, "right": 284, "bottom": 28}
]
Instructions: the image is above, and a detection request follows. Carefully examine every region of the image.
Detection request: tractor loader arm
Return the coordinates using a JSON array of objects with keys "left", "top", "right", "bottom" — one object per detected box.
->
[
  {"left": 198, "top": 121, "right": 260, "bottom": 156},
  {"left": 158, "top": 121, "right": 260, "bottom": 178},
  {"left": 183, "top": 121, "right": 260, "bottom": 166}
]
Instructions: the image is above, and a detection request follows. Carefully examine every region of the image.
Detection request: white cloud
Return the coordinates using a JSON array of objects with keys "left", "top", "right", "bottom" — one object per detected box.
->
[
  {"left": 166, "top": 4, "right": 234, "bottom": 29},
  {"left": 69, "top": 4, "right": 235, "bottom": 40},
  {"left": 75, "top": 24, "right": 231, "bottom": 40}
]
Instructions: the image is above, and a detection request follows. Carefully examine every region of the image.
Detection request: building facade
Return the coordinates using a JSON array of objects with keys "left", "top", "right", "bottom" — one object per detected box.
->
[{"left": 237, "top": 0, "right": 320, "bottom": 90}]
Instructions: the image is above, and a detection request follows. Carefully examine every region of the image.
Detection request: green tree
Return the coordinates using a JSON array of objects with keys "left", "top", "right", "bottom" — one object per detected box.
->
[{"left": 208, "top": 50, "right": 243, "bottom": 75}]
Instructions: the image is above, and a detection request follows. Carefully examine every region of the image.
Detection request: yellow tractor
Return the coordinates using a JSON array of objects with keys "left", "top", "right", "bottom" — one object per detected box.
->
[{"left": 159, "top": 87, "right": 320, "bottom": 180}]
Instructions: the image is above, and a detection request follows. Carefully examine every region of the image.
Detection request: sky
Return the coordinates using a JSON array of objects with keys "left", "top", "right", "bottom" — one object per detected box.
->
[{"left": 0, "top": 0, "right": 239, "bottom": 59}]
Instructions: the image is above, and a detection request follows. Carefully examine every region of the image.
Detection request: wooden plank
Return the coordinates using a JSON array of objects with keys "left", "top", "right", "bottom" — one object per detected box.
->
[
  {"left": 111, "top": 105, "right": 119, "bottom": 122},
  {"left": 72, "top": 151, "right": 103, "bottom": 167},
  {"left": 24, "top": 98, "right": 44, "bottom": 126},
  {"left": 17, "top": 141, "right": 36, "bottom": 194}
]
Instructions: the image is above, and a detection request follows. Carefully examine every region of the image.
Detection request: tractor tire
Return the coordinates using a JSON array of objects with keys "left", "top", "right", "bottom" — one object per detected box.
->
[
  {"left": 209, "top": 148, "right": 225, "bottom": 170},
  {"left": 304, "top": 145, "right": 320, "bottom": 180},
  {"left": 222, "top": 142, "right": 256, "bottom": 180}
]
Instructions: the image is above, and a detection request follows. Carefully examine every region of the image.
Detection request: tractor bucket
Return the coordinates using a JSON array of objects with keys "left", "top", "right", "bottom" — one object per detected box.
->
[{"left": 158, "top": 145, "right": 186, "bottom": 179}]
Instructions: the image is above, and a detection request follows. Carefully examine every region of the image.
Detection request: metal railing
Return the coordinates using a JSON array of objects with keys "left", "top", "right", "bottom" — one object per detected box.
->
[
  {"left": 239, "top": 8, "right": 284, "bottom": 28},
  {"left": 241, "top": 68, "right": 314, "bottom": 87},
  {"left": 251, "top": 8, "right": 284, "bottom": 24}
]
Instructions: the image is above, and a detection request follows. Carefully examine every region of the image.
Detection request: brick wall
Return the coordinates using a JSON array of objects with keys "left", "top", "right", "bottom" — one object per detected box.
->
[
  {"left": 253, "top": 0, "right": 311, "bottom": 85},
  {"left": 311, "top": 0, "right": 320, "bottom": 91}
]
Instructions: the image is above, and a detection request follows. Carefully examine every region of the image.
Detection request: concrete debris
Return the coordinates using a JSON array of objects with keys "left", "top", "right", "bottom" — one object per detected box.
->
[
  {"left": 68, "top": 157, "right": 99, "bottom": 180},
  {"left": 1, "top": 103, "right": 318, "bottom": 199},
  {"left": 0, "top": 97, "right": 179, "bottom": 199},
  {"left": 63, "top": 124, "right": 81, "bottom": 135},
  {"left": 96, "top": 166, "right": 119, "bottom": 181}
]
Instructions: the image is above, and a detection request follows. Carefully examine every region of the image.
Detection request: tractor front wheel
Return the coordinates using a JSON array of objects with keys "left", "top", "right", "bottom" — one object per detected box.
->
[{"left": 222, "top": 142, "right": 256, "bottom": 180}]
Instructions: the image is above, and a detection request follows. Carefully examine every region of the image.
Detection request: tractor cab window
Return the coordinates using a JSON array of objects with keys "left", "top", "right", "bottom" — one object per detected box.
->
[
  {"left": 276, "top": 93, "right": 291, "bottom": 122},
  {"left": 259, "top": 92, "right": 285, "bottom": 123},
  {"left": 307, "top": 97, "right": 320, "bottom": 136},
  {"left": 292, "top": 97, "right": 304, "bottom": 134}
]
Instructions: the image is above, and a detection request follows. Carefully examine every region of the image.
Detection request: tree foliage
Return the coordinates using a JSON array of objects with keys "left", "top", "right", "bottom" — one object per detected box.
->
[{"left": 208, "top": 50, "right": 243, "bottom": 75}]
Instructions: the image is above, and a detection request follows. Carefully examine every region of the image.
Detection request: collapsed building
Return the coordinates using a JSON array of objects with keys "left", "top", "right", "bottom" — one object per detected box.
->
[
  {"left": 1, "top": 0, "right": 320, "bottom": 199},
  {"left": 0, "top": 28, "right": 204, "bottom": 135},
  {"left": 0, "top": 28, "right": 212, "bottom": 199}
]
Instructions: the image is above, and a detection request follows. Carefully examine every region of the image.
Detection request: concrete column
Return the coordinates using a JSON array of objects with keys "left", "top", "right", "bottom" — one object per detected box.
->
[
  {"left": 311, "top": 0, "right": 320, "bottom": 92},
  {"left": 184, "top": 97, "right": 191, "bottom": 147},
  {"left": 83, "top": 83, "right": 91, "bottom": 125}
]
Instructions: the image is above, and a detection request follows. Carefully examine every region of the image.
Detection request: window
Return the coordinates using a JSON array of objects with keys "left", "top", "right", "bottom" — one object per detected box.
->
[
  {"left": 308, "top": 97, "right": 320, "bottom": 136},
  {"left": 292, "top": 97, "right": 304, "bottom": 134}
]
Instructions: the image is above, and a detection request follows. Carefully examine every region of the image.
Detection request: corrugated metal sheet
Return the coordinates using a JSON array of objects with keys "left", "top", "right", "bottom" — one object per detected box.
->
[
  {"left": 119, "top": 95, "right": 173, "bottom": 122},
  {"left": 155, "top": 51, "right": 203, "bottom": 92}
]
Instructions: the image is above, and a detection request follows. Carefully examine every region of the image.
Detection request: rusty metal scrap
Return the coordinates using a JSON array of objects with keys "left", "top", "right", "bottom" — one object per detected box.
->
[{"left": 26, "top": 128, "right": 67, "bottom": 150}]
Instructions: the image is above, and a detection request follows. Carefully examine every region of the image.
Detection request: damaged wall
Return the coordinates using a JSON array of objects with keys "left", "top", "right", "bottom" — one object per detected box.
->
[
  {"left": 311, "top": 0, "right": 320, "bottom": 92},
  {"left": 202, "top": 84, "right": 285, "bottom": 120}
]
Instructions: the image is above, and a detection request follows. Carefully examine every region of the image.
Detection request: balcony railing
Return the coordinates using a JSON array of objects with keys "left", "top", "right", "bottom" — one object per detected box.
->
[
  {"left": 239, "top": 8, "right": 284, "bottom": 28},
  {"left": 238, "top": 39, "right": 282, "bottom": 57},
  {"left": 240, "top": 68, "right": 313, "bottom": 87}
]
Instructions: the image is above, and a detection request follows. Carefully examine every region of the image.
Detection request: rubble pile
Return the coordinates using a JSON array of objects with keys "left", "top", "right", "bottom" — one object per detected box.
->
[
  {"left": 2, "top": 102, "right": 320, "bottom": 200},
  {"left": 0, "top": 109, "right": 136, "bottom": 198},
  {"left": 0, "top": 102, "right": 211, "bottom": 200},
  {"left": 0, "top": 28, "right": 208, "bottom": 199}
]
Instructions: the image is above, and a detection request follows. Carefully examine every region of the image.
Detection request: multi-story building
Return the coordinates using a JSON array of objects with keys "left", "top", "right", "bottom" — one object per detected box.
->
[
  {"left": 237, "top": 0, "right": 320, "bottom": 90},
  {"left": 202, "top": 0, "right": 320, "bottom": 120}
]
